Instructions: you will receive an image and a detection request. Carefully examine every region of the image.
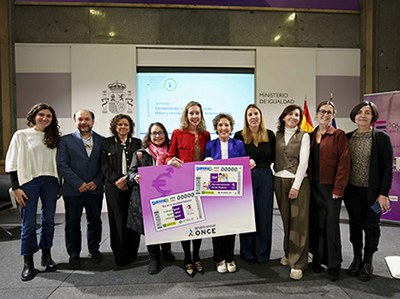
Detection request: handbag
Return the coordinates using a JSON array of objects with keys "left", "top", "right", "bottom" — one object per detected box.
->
[
  {"left": 127, "top": 151, "right": 144, "bottom": 234},
  {"left": 127, "top": 185, "right": 144, "bottom": 235}
]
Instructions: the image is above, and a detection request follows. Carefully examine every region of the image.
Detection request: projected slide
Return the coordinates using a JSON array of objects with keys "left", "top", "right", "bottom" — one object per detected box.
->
[{"left": 136, "top": 69, "right": 254, "bottom": 139}]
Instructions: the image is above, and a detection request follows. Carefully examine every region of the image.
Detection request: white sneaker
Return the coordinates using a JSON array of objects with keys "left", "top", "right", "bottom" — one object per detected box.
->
[
  {"left": 289, "top": 268, "right": 303, "bottom": 280},
  {"left": 280, "top": 256, "right": 289, "bottom": 266},
  {"left": 216, "top": 260, "right": 227, "bottom": 273},
  {"left": 227, "top": 260, "right": 237, "bottom": 273}
]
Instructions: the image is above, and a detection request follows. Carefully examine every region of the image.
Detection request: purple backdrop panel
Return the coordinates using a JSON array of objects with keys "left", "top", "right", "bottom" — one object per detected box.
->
[
  {"left": 138, "top": 156, "right": 256, "bottom": 245},
  {"left": 16, "top": 0, "right": 360, "bottom": 10},
  {"left": 364, "top": 92, "right": 400, "bottom": 223},
  {"left": 266, "top": 0, "right": 359, "bottom": 10}
]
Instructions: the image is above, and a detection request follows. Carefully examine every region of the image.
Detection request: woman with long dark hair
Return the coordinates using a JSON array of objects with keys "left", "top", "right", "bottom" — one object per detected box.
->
[
  {"left": 274, "top": 104, "right": 310, "bottom": 280},
  {"left": 128, "top": 122, "right": 175, "bottom": 274},
  {"left": 6, "top": 103, "right": 61, "bottom": 281}
]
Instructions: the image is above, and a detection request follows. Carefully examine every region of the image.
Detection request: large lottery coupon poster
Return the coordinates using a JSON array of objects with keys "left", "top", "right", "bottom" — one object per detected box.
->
[{"left": 138, "top": 157, "right": 255, "bottom": 245}]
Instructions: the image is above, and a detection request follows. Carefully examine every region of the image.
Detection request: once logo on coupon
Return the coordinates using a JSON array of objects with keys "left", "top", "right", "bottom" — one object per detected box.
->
[
  {"left": 196, "top": 166, "right": 213, "bottom": 171},
  {"left": 188, "top": 225, "right": 217, "bottom": 237}
]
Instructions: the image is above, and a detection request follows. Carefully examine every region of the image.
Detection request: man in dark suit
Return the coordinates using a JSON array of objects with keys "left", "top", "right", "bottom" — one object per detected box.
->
[{"left": 57, "top": 109, "right": 104, "bottom": 268}]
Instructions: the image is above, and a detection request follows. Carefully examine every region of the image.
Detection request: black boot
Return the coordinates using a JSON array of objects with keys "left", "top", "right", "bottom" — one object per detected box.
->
[
  {"left": 311, "top": 256, "right": 323, "bottom": 273},
  {"left": 328, "top": 264, "right": 341, "bottom": 282},
  {"left": 359, "top": 260, "right": 373, "bottom": 281},
  {"left": 162, "top": 250, "right": 176, "bottom": 262},
  {"left": 148, "top": 259, "right": 160, "bottom": 275},
  {"left": 347, "top": 255, "right": 362, "bottom": 277},
  {"left": 21, "top": 255, "right": 37, "bottom": 281},
  {"left": 41, "top": 248, "right": 57, "bottom": 271}
]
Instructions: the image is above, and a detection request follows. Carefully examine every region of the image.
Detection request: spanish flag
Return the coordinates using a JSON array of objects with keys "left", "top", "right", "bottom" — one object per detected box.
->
[{"left": 299, "top": 99, "right": 314, "bottom": 132}]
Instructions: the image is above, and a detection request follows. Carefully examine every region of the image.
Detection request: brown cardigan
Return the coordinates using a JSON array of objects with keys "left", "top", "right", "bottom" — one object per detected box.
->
[{"left": 309, "top": 125, "right": 350, "bottom": 197}]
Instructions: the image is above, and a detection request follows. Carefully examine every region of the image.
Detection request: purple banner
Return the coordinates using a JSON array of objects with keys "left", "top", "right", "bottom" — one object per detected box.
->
[
  {"left": 138, "top": 157, "right": 255, "bottom": 245},
  {"left": 16, "top": 0, "right": 360, "bottom": 11},
  {"left": 364, "top": 91, "right": 400, "bottom": 223}
]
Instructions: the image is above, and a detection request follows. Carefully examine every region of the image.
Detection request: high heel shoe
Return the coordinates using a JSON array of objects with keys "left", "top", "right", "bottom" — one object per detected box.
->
[
  {"left": 195, "top": 260, "right": 204, "bottom": 274},
  {"left": 185, "top": 264, "right": 194, "bottom": 277}
]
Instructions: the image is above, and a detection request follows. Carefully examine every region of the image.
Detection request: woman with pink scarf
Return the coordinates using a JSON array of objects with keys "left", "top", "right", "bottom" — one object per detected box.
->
[{"left": 128, "top": 122, "right": 175, "bottom": 275}]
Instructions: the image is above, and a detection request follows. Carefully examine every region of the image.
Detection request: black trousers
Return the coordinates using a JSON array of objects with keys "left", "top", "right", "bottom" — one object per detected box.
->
[
  {"left": 344, "top": 184, "right": 381, "bottom": 261},
  {"left": 64, "top": 193, "right": 103, "bottom": 257},
  {"left": 147, "top": 242, "right": 172, "bottom": 260},
  {"left": 105, "top": 186, "right": 141, "bottom": 266},
  {"left": 309, "top": 183, "right": 342, "bottom": 268},
  {"left": 212, "top": 235, "right": 235, "bottom": 263},
  {"left": 181, "top": 239, "right": 202, "bottom": 265},
  {"left": 240, "top": 168, "right": 274, "bottom": 264}
]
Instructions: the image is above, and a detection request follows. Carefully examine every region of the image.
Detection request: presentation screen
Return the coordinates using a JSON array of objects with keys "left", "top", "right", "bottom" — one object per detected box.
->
[{"left": 136, "top": 67, "right": 255, "bottom": 140}]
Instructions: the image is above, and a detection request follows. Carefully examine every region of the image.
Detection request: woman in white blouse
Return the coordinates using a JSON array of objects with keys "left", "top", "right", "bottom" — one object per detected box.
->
[
  {"left": 6, "top": 103, "right": 61, "bottom": 281},
  {"left": 274, "top": 104, "right": 310, "bottom": 280}
]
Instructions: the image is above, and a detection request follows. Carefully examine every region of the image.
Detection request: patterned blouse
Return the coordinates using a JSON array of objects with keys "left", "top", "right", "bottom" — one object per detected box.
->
[{"left": 349, "top": 130, "right": 372, "bottom": 187}]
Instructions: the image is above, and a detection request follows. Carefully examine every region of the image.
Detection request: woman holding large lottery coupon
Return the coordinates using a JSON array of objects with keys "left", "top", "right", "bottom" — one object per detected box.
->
[
  {"left": 274, "top": 105, "right": 310, "bottom": 281},
  {"left": 127, "top": 122, "right": 176, "bottom": 275},
  {"left": 166, "top": 101, "right": 211, "bottom": 277},
  {"left": 204, "top": 113, "right": 247, "bottom": 274},
  {"left": 233, "top": 104, "right": 275, "bottom": 266}
]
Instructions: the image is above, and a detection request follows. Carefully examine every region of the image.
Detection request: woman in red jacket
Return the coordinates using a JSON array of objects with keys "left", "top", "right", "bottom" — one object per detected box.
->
[{"left": 166, "top": 101, "right": 210, "bottom": 277}]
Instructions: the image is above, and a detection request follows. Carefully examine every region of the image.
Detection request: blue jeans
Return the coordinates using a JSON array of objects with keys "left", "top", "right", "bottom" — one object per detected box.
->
[
  {"left": 20, "top": 176, "right": 59, "bottom": 256},
  {"left": 64, "top": 193, "right": 103, "bottom": 257}
]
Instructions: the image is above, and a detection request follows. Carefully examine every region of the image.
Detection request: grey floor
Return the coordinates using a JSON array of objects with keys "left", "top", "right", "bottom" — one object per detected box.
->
[{"left": 1, "top": 207, "right": 399, "bottom": 299}]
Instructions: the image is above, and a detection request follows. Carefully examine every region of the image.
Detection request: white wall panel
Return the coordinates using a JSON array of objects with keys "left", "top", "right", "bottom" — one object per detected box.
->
[
  {"left": 316, "top": 49, "right": 360, "bottom": 76},
  {"left": 256, "top": 47, "right": 316, "bottom": 131},
  {"left": 71, "top": 44, "right": 137, "bottom": 137}
]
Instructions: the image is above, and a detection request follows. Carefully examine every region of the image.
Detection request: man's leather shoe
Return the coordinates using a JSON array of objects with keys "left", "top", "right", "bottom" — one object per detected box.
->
[
  {"left": 347, "top": 255, "right": 362, "bottom": 277},
  {"left": 69, "top": 255, "right": 81, "bottom": 269},
  {"left": 41, "top": 248, "right": 57, "bottom": 272},
  {"left": 21, "top": 255, "right": 37, "bottom": 281},
  {"left": 359, "top": 261, "right": 373, "bottom": 281}
]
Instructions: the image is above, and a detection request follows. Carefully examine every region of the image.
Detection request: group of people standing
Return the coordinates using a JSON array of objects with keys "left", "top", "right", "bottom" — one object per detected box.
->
[
  {"left": 274, "top": 100, "right": 392, "bottom": 282},
  {"left": 5, "top": 99, "right": 392, "bottom": 283}
]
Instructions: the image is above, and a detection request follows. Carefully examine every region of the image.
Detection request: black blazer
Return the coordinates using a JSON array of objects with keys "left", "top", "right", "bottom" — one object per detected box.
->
[
  {"left": 346, "top": 128, "right": 393, "bottom": 203},
  {"left": 101, "top": 136, "right": 142, "bottom": 187}
]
